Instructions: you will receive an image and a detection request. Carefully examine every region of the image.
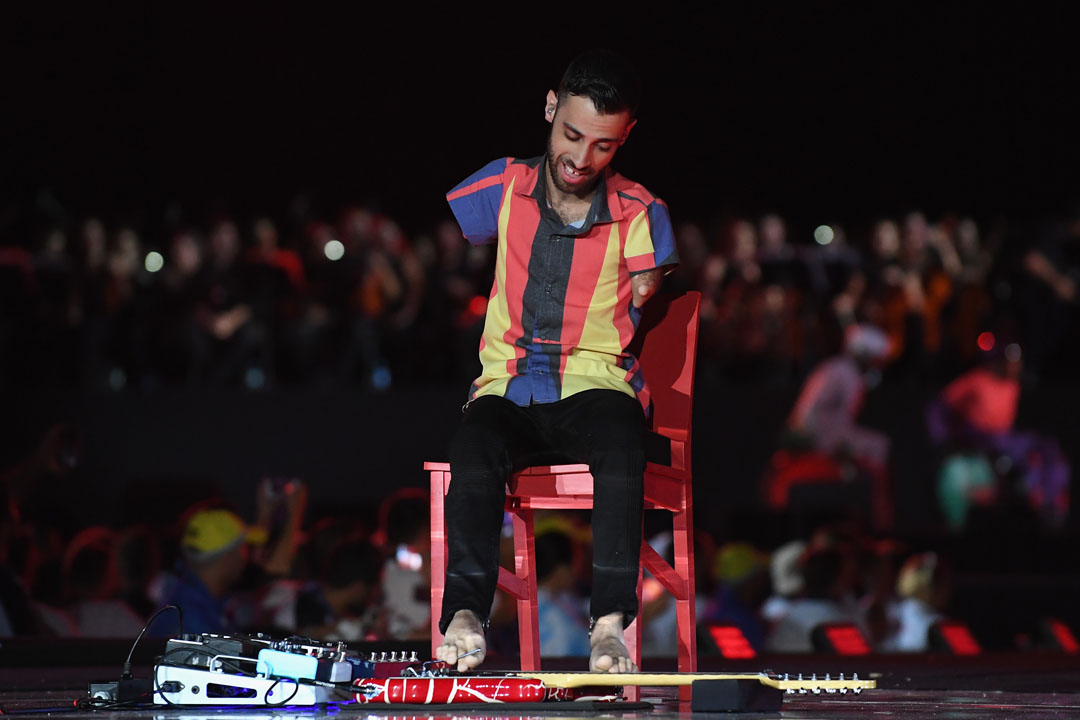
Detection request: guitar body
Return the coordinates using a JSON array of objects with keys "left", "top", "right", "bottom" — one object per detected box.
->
[{"left": 353, "top": 676, "right": 616, "bottom": 704}]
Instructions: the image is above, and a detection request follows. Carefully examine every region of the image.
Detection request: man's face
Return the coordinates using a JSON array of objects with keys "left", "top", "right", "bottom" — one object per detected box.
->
[{"left": 545, "top": 90, "right": 635, "bottom": 198}]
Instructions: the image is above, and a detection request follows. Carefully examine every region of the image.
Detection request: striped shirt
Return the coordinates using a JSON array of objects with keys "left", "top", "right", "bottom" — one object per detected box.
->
[{"left": 447, "top": 156, "right": 678, "bottom": 412}]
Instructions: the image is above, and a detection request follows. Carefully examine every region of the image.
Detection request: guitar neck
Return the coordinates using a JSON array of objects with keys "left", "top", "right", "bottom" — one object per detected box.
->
[{"left": 513, "top": 671, "right": 876, "bottom": 692}]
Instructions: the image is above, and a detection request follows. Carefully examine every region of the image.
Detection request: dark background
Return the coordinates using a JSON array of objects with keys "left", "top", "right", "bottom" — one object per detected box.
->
[
  {"left": 3, "top": 2, "right": 1079, "bottom": 241},
  {"left": 4, "top": 3, "right": 1080, "bottom": 645}
]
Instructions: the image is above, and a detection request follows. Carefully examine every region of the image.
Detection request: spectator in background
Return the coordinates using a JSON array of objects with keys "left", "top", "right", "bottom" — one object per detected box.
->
[
  {"left": 859, "top": 538, "right": 907, "bottom": 650},
  {"left": 194, "top": 218, "right": 261, "bottom": 387},
  {"left": 534, "top": 529, "right": 591, "bottom": 657},
  {"left": 702, "top": 542, "right": 771, "bottom": 651},
  {"left": 161, "top": 508, "right": 268, "bottom": 634},
  {"left": 862, "top": 218, "right": 926, "bottom": 380},
  {"left": 160, "top": 479, "right": 306, "bottom": 634},
  {"left": 939, "top": 216, "right": 995, "bottom": 375},
  {"left": 245, "top": 217, "right": 307, "bottom": 384},
  {"left": 259, "top": 537, "right": 383, "bottom": 641},
  {"left": 337, "top": 206, "right": 401, "bottom": 390},
  {"left": 152, "top": 229, "right": 206, "bottom": 386},
  {"left": 291, "top": 221, "right": 348, "bottom": 386},
  {"left": 785, "top": 323, "right": 893, "bottom": 529},
  {"left": 56, "top": 526, "right": 145, "bottom": 637},
  {"left": 377, "top": 490, "right": 430, "bottom": 640},
  {"left": 92, "top": 226, "right": 148, "bottom": 390},
  {"left": 764, "top": 541, "right": 862, "bottom": 653},
  {"left": 927, "top": 341, "right": 1070, "bottom": 529},
  {"left": 1019, "top": 209, "right": 1080, "bottom": 382},
  {"left": 881, "top": 552, "right": 950, "bottom": 652},
  {"left": 760, "top": 540, "right": 807, "bottom": 627}
]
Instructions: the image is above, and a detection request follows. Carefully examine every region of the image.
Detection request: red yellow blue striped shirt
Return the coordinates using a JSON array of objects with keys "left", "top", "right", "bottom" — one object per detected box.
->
[{"left": 447, "top": 156, "right": 678, "bottom": 412}]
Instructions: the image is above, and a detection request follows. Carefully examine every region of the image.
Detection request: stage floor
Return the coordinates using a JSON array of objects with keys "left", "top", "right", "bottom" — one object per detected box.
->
[
  {"left": 4, "top": 655, "right": 1080, "bottom": 720},
  {"left": 3, "top": 686, "right": 1080, "bottom": 719}
]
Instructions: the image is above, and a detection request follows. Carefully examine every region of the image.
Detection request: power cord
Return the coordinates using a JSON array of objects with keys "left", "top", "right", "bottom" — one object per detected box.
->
[{"left": 122, "top": 604, "right": 183, "bottom": 678}]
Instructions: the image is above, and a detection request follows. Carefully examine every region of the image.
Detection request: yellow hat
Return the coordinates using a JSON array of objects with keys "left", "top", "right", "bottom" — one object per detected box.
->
[
  {"left": 182, "top": 509, "right": 267, "bottom": 558},
  {"left": 713, "top": 542, "right": 769, "bottom": 585}
]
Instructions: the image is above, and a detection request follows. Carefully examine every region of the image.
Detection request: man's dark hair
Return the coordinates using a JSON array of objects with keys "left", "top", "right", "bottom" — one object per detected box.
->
[{"left": 558, "top": 50, "right": 641, "bottom": 117}]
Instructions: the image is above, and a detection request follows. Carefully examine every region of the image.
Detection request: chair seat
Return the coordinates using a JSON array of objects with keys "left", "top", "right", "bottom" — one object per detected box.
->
[{"left": 425, "top": 461, "right": 689, "bottom": 511}]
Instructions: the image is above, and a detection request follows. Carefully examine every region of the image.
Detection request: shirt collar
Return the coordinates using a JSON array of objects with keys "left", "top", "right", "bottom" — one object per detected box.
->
[{"left": 518, "top": 155, "right": 625, "bottom": 227}]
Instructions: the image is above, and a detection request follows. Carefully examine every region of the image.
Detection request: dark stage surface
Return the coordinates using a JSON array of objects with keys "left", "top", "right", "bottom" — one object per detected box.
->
[{"left": 4, "top": 652, "right": 1080, "bottom": 719}]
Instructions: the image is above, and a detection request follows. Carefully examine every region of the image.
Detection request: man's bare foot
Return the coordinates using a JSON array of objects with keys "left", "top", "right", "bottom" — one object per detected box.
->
[
  {"left": 434, "top": 609, "right": 487, "bottom": 672},
  {"left": 589, "top": 613, "right": 637, "bottom": 673}
]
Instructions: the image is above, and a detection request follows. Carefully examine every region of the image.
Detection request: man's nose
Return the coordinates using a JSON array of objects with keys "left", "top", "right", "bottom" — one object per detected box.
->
[{"left": 570, "top": 146, "right": 590, "bottom": 168}]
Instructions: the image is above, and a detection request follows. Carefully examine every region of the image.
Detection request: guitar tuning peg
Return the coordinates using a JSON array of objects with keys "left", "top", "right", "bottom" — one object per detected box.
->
[
  {"left": 409, "top": 652, "right": 419, "bottom": 662},
  {"left": 812, "top": 686, "right": 821, "bottom": 695},
  {"left": 390, "top": 652, "right": 399, "bottom": 662}
]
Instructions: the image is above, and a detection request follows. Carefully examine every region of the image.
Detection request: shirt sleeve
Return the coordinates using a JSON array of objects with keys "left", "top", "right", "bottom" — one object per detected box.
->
[
  {"left": 445, "top": 158, "right": 508, "bottom": 245},
  {"left": 623, "top": 197, "right": 680, "bottom": 275}
]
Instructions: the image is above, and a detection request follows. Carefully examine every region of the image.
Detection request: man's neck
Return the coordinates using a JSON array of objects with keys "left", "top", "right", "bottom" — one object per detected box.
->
[{"left": 543, "top": 163, "right": 596, "bottom": 227}]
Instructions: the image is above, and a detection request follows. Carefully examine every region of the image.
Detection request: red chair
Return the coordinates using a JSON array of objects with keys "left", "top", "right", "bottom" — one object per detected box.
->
[{"left": 428, "top": 291, "right": 701, "bottom": 680}]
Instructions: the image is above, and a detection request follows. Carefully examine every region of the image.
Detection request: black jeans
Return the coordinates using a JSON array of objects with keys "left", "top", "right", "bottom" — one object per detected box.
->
[{"left": 439, "top": 389, "right": 646, "bottom": 635}]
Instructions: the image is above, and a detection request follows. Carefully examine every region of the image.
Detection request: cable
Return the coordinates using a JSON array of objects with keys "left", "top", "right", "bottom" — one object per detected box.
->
[
  {"left": 123, "top": 604, "right": 183, "bottom": 678},
  {"left": 76, "top": 689, "right": 161, "bottom": 711},
  {"left": 153, "top": 661, "right": 175, "bottom": 707},
  {"left": 263, "top": 676, "right": 300, "bottom": 706}
]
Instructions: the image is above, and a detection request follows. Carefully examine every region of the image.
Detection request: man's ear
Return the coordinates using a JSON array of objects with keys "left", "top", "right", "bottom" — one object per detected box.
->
[
  {"left": 544, "top": 89, "right": 558, "bottom": 124},
  {"left": 619, "top": 118, "right": 638, "bottom": 146}
]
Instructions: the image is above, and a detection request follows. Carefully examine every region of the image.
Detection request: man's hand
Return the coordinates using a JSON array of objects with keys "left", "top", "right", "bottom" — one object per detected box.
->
[{"left": 630, "top": 269, "right": 662, "bottom": 308}]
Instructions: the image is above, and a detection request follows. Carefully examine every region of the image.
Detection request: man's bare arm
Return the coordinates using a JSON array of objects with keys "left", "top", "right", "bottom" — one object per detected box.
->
[{"left": 631, "top": 268, "right": 663, "bottom": 308}]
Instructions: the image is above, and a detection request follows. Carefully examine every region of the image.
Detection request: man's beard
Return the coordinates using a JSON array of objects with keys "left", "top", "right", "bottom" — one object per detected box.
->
[{"left": 546, "top": 134, "right": 602, "bottom": 198}]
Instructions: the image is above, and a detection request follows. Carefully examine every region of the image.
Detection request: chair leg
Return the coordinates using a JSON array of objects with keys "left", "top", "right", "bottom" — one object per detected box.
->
[
  {"left": 673, "top": 505, "right": 697, "bottom": 701},
  {"left": 512, "top": 508, "right": 541, "bottom": 671},
  {"left": 429, "top": 468, "right": 448, "bottom": 658}
]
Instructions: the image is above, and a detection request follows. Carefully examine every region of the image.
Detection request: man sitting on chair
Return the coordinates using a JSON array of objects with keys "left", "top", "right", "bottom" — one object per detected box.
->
[{"left": 434, "top": 50, "right": 678, "bottom": 674}]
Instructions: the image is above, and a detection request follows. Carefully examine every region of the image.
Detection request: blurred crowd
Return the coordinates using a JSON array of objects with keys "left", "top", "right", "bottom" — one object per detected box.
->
[
  {"left": 0, "top": 478, "right": 433, "bottom": 643},
  {"left": 0, "top": 209, "right": 494, "bottom": 392},
  {"left": 0, "top": 467, "right": 1062, "bottom": 656},
  {"left": 1, "top": 201, "right": 1077, "bottom": 650},
  {"left": 2, "top": 203, "right": 1079, "bottom": 392},
  {"left": 676, "top": 209, "right": 1080, "bottom": 388}
]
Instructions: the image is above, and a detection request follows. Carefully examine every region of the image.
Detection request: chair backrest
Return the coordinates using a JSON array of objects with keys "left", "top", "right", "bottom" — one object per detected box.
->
[{"left": 626, "top": 291, "right": 702, "bottom": 455}]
